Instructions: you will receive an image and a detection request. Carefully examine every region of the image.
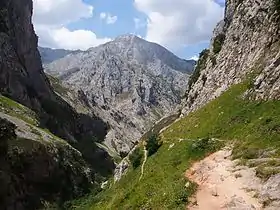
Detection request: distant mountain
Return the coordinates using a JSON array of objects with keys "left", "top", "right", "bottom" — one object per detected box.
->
[
  {"left": 38, "top": 46, "right": 81, "bottom": 64},
  {"left": 45, "top": 34, "right": 195, "bottom": 154}
]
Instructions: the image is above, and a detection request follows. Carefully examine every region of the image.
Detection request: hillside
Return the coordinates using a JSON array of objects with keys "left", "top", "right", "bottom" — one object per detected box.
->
[
  {"left": 45, "top": 35, "right": 195, "bottom": 155},
  {"left": 66, "top": 0, "right": 280, "bottom": 209},
  {"left": 38, "top": 47, "right": 79, "bottom": 64},
  {"left": 68, "top": 81, "right": 280, "bottom": 209}
]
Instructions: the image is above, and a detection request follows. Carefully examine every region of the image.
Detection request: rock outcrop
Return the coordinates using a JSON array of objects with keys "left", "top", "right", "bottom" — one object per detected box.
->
[
  {"left": 0, "top": 0, "right": 53, "bottom": 109},
  {"left": 182, "top": 0, "right": 280, "bottom": 115},
  {"left": 45, "top": 35, "right": 195, "bottom": 154}
]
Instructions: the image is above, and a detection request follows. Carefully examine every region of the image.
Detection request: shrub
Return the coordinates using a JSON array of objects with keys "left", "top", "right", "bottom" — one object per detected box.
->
[
  {"left": 210, "top": 55, "right": 217, "bottom": 66},
  {"left": 129, "top": 147, "right": 143, "bottom": 169},
  {"left": 146, "top": 134, "right": 162, "bottom": 156},
  {"left": 274, "top": 0, "right": 280, "bottom": 14},
  {"left": 188, "top": 49, "right": 209, "bottom": 90},
  {"left": 0, "top": 118, "right": 16, "bottom": 156},
  {"left": 213, "top": 34, "right": 226, "bottom": 54},
  {"left": 191, "top": 137, "right": 222, "bottom": 152}
]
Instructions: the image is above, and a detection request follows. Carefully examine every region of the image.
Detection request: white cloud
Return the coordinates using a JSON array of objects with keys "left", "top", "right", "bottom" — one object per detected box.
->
[
  {"left": 100, "top": 12, "right": 107, "bottom": 20},
  {"left": 134, "top": 0, "right": 224, "bottom": 49},
  {"left": 190, "top": 55, "right": 199, "bottom": 61},
  {"left": 100, "top": 13, "right": 118, "bottom": 24},
  {"left": 107, "top": 15, "right": 118, "bottom": 24},
  {"left": 134, "top": 18, "right": 146, "bottom": 30},
  {"left": 33, "top": 0, "right": 110, "bottom": 50},
  {"left": 33, "top": 0, "right": 93, "bottom": 26},
  {"left": 37, "top": 27, "right": 111, "bottom": 50}
]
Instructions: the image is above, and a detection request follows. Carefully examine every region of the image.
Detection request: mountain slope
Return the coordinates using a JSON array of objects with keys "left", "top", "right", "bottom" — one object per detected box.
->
[
  {"left": 67, "top": 0, "right": 280, "bottom": 209},
  {"left": 38, "top": 47, "right": 81, "bottom": 64},
  {"left": 45, "top": 35, "right": 195, "bottom": 154},
  {"left": 69, "top": 82, "right": 280, "bottom": 210}
]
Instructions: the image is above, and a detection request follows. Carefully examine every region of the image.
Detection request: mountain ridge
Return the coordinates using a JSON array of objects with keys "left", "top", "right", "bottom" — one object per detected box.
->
[
  {"left": 38, "top": 46, "right": 81, "bottom": 64},
  {"left": 45, "top": 34, "right": 195, "bottom": 154}
]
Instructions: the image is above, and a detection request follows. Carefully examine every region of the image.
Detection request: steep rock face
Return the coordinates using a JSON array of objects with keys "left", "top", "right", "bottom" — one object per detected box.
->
[
  {"left": 45, "top": 35, "right": 194, "bottom": 154},
  {"left": 0, "top": 117, "right": 94, "bottom": 210},
  {"left": 0, "top": 0, "right": 114, "bottom": 171},
  {"left": 182, "top": 0, "right": 280, "bottom": 115},
  {"left": 0, "top": 0, "right": 115, "bottom": 208},
  {"left": 0, "top": 0, "right": 53, "bottom": 109}
]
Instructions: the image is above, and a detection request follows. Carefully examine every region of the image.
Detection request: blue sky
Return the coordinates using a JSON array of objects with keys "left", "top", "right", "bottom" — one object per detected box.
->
[{"left": 33, "top": 0, "right": 225, "bottom": 60}]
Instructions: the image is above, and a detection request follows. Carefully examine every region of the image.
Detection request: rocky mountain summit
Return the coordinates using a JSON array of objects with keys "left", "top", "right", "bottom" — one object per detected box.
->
[{"left": 45, "top": 35, "right": 195, "bottom": 154}]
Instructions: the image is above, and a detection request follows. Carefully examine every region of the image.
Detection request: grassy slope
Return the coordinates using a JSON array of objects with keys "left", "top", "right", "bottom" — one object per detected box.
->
[
  {"left": 0, "top": 95, "right": 39, "bottom": 126},
  {"left": 0, "top": 95, "right": 70, "bottom": 145},
  {"left": 69, "top": 81, "right": 280, "bottom": 209}
]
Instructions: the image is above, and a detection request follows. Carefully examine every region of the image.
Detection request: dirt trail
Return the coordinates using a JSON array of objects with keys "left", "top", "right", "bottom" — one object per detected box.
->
[
  {"left": 139, "top": 147, "right": 147, "bottom": 181},
  {"left": 186, "top": 148, "right": 263, "bottom": 210}
]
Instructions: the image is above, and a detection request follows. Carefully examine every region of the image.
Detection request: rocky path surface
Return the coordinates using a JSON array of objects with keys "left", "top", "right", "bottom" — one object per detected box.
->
[
  {"left": 139, "top": 146, "right": 147, "bottom": 181},
  {"left": 185, "top": 148, "right": 280, "bottom": 210}
]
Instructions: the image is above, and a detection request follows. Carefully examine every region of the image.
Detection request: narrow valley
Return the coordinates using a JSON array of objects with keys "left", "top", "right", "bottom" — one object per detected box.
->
[{"left": 1, "top": 0, "right": 280, "bottom": 209}]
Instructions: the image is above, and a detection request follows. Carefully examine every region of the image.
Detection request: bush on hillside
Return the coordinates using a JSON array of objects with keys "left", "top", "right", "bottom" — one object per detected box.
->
[
  {"left": 129, "top": 147, "right": 143, "bottom": 169},
  {"left": 0, "top": 118, "right": 16, "bottom": 156},
  {"left": 213, "top": 34, "right": 226, "bottom": 54},
  {"left": 188, "top": 49, "right": 210, "bottom": 90},
  {"left": 146, "top": 134, "right": 162, "bottom": 156},
  {"left": 274, "top": 0, "right": 280, "bottom": 14}
]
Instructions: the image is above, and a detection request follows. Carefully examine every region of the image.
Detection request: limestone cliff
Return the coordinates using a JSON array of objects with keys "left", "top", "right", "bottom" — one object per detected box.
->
[{"left": 182, "top": 0, "right": 280, "bottom": 115}]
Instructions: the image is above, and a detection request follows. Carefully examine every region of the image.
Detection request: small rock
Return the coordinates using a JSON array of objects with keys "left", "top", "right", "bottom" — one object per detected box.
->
[
  {"left": 185, "top": 182, "right": 190, "bottom": 188},
  {"left": 101, "top": 181, "right": 108, "bottom": 189},
  {"left": 168, "top": 143, "right": 175, "bottom": 150},
  {"left": 211, "top": 187, "right": 218, "bottom": 197}
]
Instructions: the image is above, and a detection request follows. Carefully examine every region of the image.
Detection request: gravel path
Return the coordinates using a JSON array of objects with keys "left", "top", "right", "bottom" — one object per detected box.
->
[{"left": 186, "top": 148, "right": 263, "bottom": 210}]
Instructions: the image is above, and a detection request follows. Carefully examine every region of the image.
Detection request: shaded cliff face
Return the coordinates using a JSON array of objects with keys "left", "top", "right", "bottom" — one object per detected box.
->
[
  {"left": 0, "top": 0, "right": 53, "bottom": 109},
  {"left": 0, "top": 0, "right": 113, "bottom": 168},
  {"left": 0, "top": 0, "right": 114, "bottom": 208},
  {"left": 45, "top": 35, "right": 194, "bottom": 154},
  {"left": 182, "top": 0, "right": 280, "bottom": 115},
  {"left": 0, "top": 118, "right": 94, "bottom": 210}
]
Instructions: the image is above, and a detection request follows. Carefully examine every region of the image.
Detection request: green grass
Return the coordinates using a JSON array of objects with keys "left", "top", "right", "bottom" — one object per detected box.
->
[
  {"left": 0, "top": 95, "right": 71, "bottom": 146},
  {"left": 0, "top": 95, "right": 38, "bottom": 126},
  {"left": 67, "top": 81, "right": 280, "bottom": 209},
  {"left": 47, "top": 74, "right": 69, "bottom": 96}
]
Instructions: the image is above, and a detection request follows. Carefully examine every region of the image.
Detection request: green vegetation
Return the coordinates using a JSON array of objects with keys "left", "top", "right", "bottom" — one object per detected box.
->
[
  {"left": 210, "top": 55, "right": 217, "bottom": 66},
  {"left": 146, "top": 134, "right": 162, "bottom": 156},
  {"left": 274, "top": 0, "right": 280, "bottom": 15},
  {"left": 66, "top": 75, "right": 280, "bottom": 209},
  {"left": 0, "top": 95, "right": 38, "bottom": 125},
  {"left": 256, "top": 165, "right": 280, "bottom": 180},
  {"left": 188, "top": 49, "right": 209, "bottom": 90},
  {"left": 213, "top": 34, "right": 226, "bottom": 54},
  {"left": 47, "top": 74, "right": 69, "bottom": 96},
  {"left": 0, "top": 118, "right": 16, "bottom": 156},
  {"left": 129, "top": 147, "right": 143, "bottom": 169}
]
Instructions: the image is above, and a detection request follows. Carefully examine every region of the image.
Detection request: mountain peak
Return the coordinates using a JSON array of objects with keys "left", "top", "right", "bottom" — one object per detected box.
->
[{"left": 114, "top": 34, "right": 143, "bottom": 42}]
